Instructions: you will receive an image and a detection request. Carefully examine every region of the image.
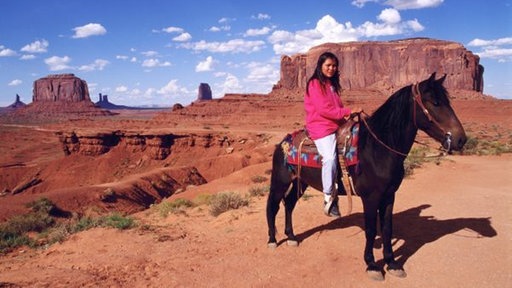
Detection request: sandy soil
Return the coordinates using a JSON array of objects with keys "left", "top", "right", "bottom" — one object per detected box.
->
[{"left": 0, "top": 97, "right": 511, "bottom": 287}]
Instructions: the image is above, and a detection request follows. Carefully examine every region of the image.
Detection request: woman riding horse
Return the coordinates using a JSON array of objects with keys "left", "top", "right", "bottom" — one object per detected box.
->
[{"left": 266, "top": 72, "right": 466, "bottom": 280}]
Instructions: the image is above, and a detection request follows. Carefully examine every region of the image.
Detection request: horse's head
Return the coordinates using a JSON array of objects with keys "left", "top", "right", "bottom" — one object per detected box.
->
[{"left": 413, "top": 73, "right": 467, "bottom": 152}]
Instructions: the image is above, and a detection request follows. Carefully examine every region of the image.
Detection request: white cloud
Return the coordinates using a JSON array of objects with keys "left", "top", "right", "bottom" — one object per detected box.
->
[
  {"left": 72, "top": 23, "right": 107, "bottom": 38},
  {"left": 44, "top": 56, "right": 72, "bottom": 71},
  {"left": 468, "top": 37, "right": 512, "bottom": 47},
  {"left": 268, "top": 13, "right": 424, "bottom": 55},
  {"left": 245, "top": 62, "right": 279, "bottom": 84},
  {"left": 116, "top": 55, "right": 129, "bottom": 60},
  {"left": 181, "top": 39, "right": 266, "bottom": 53},
  {"left": 162, "top": 26, "right": 184, "bottom": 33},
  {"left": 116, "top": 86, "right": 128, "bottom": 92},
  {"left": 384, "top": 0, "right": 444, "bottom": 10},
  {"left": 217, "top": 73, "right": 242, "bottom": 95},
  {"left": 173, "top": 32, "right": 192, "bottom": 42},
  {"left": 209, "top": 25, "right": 231, "bottom": 32},
  {"left": 468, "top": 37, "right": 512, "bottom": 62},
  {"left": 378, "top": 8, "right": 401, "bottom": 24},
  {"left": 21, "top": 39, "right": 49, "bottom": 53},
  {"left": 352, "top": 0, "right": 379, "bottom": 8},
  {"left": 8, "top": 79, "right": 22, "bottom": 86},
  {"left": 78, "top": 59, "right": 109, "bottom": 71},
  {"left": 196, "top": 56, "right": 214, "bottom": 72},
  {"left": 142, "top": 58, "right": 172, "bottom": 67},
  {"left": 244, "top": 26, "right": 273, "bottom": 37},
  {"left": 268, "top": 15, "right": 358, "bottom": 54},
  {"left": 157, "top": 79, "right": 190, "bottom": 96},
  {"left": 20, "top": 54, "right": 35, "bottom": 60},
  {"left": 252, "top": 13, "right": 271, "bottom": 20},
  {"left": 0, "top": 45, "right": 16, "bottom": 57},
  {"left": 141, "top": 50, "right": 159, "bottom": 57}
]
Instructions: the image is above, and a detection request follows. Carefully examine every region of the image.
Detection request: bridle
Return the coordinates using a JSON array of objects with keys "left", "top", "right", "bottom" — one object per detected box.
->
[
  {"left": 411, "top": 82, "right": 452, "bottom": 152},
  {"left": 359, "top": 82, "right": 453, "bottom": 156}
]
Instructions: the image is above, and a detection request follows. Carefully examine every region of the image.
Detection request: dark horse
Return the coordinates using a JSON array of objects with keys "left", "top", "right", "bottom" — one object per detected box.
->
[{"left": 266, "top": 73, "right": 467, "bottom": 280}]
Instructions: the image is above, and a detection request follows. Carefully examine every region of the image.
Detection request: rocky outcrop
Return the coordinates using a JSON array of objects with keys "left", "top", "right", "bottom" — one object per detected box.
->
[
  {"left": 33, "top": 74, "right": 91, "bottom": 102},
  {"left": 271, "top": 38, "right": 484, "bottom": 99},
  {"left": 95, "top": 93, "right": 131, "bottom": 109},
  {"left": 197, "top": 83, "right": 212, "bottom": 101},
  {"left": 1, "top": 74, "right": 114, "bottom": 122},
  {"left": 7, "top": 94, "right": 27, "bottom": 109},
  {"left": 59, "top": 130, "right": 238, "bottom": 160}
]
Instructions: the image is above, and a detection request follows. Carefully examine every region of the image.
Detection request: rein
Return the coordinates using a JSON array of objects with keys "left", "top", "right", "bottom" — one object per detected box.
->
[{"left": 359, "top": 83, "right": 451, "bottom": 157}]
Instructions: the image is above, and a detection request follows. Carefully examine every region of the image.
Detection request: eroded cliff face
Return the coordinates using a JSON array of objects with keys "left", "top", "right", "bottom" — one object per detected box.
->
[
  {"left": 271, "top": 38, "right": 483, "bottom": 99},
  {"left": 33, "top": 74, "right": 91, "bottom": 102},
  {"left": 58, "top": 130, "right": 239, "bottom": 159}
]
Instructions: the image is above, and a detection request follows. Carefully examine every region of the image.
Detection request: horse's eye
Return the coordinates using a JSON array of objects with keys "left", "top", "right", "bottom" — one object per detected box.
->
[{"left": 431, "top": 100, "right": 440, "bottom": 107}]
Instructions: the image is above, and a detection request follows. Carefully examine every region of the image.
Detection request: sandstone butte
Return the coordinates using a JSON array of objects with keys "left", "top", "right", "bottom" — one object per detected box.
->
[{"left": 270, "top": 38, "right": 484, "bottom": 100}]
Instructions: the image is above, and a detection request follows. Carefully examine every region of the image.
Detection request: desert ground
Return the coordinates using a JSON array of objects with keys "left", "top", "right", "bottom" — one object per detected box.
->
[{"left": 0, "top": 95, "right": 511, "bottom": 287}]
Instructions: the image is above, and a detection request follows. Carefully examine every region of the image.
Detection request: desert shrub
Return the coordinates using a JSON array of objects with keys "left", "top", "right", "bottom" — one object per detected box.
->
[
  {"left": 0, "top": 198, "right": 58, "bottom": 252},
  {"left": 193, "top": 193, "right": 213, "bottom": 206},
  {"left": 153, "top": 198, "right": 195, "bottom": 217},
  {"left": 301, "top": 192, "right": 314, "bottom": 201},
  {"left": 249, "top": 185, "right": 268, "bottom": 197},
  {"left": 250, "top": 175, "right": 268, "bottom": 184},
  {"left": 463, "top": 135, "right": 512, "bottom": 155},
  {"left": 0, "top": 203, "right": 136, "bottom": 253},
  {"left": 403, "top": 146, "right": 435, "bottom": 177},
  {"left": 208, "top": 192, "right": 250, "bottom": 217},
  {"left": 100, "top": 213, "right": 135, "bottom": 230}
]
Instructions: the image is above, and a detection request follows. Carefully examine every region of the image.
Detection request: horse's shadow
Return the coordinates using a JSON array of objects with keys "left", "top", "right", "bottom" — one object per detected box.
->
[{"left": 292, "top": 204, "right": 497, "bottom": 266}]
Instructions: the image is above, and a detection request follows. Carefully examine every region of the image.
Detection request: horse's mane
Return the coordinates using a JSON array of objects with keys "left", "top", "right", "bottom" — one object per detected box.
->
[
  {"left": 361, "top": 77, "right": 450, "bottom": 151},
  {"left": 362, "top": 85, "right": 414, "bottom": 149}
]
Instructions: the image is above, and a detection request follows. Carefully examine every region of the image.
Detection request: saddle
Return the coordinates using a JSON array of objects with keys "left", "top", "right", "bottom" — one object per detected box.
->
[
  {"left": 282, "top": 119, "right": 359, "bottom": 169},
  {"left": 281, "top": 119, "right": 360, "bottom": 215}
]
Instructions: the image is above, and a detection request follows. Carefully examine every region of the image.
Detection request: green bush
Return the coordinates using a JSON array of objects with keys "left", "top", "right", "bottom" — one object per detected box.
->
[
  {"left": 0, "top": 197, "right": 136, "bottom": 253},
  {"left": 463, "top": 135, "right": 512, "bottom": 155},
  {"left": 208, "top": 192, "right": 250, "bottom": 217},
  {"left": 100, "top": 213, "right": 135, "bottom": 230},
  {"left": 153, "top": 198, "right": 195, "bottom": 217},
  {"left": 249, "top": 185, "right": 268, "bottom": 197},
  {"left": 250, "top": 175, "right": 268, "bottom": 184}
]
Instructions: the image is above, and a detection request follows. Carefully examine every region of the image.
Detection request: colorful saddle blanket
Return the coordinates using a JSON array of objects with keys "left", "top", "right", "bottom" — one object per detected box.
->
[{"left": 282, "top": 122, "right": 360, "bottom": 169}]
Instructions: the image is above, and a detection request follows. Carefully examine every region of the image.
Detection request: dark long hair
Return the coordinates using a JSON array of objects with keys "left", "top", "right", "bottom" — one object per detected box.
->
[{"left": 305, "top": 52, "right": 341, "bottom": 96}]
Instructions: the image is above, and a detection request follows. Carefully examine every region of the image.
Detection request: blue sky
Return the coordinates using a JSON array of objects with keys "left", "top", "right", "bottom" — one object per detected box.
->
[{"left": 1, "top": 0, "right": 511, "bottom": 107}]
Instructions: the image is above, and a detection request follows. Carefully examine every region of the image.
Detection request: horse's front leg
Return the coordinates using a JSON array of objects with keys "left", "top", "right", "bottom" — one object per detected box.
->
[
  {"left": 283, "top": 180, "right": 303, "bottom": 246},
  {"left": 362, "top": 199, "right": 384, "bottom": 281},
  {"left": 379, "top": 195, "right": 407, "bottom": 278}
]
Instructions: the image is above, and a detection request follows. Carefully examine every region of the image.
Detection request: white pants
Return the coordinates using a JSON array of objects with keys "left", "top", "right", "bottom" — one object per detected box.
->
[{"left": 313, "top": 133, "right": 337, "bottom": 196}]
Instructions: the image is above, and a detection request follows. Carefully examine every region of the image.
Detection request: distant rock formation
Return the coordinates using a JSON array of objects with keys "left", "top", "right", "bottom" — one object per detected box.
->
[
  {"left": 197, "top": 83, "right": 212, "bottom": 101},
  {"left": 95, "top": 93, "right": 130, "bottom": 109},
  {"left": 1, "top": 74, "right": 114, "bottom": 121},
  {"left": 270, "top": 38, "right": 484, "bottom": 99},
  {"left": 7, "top": 94, "right": 26, "bottom": 108},
  {"left": 33, "top": 73, "right": 91, "bottom": 102}
]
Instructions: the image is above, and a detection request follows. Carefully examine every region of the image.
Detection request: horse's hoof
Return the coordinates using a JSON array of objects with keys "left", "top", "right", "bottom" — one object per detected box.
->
[
  {"left": 267, "top": 242, "right": 277, "bottom": 249},
  {"left": 286, "top": 239, "right": 299, "bottom": 246},
  {"left": 387, "top": 267, "right": 407, "bottom": 278},
  {"left": 366, "top": 270, "right": 384, "bottom": 281}
]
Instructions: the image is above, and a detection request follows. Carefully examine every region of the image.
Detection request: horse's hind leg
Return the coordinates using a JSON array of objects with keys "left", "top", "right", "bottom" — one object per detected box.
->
[
  {"left": 266, "top": 175, "right": 291, "bottom": 248},
  {"left": 283, "top": 179, "right": 306, "bottom": 246}
]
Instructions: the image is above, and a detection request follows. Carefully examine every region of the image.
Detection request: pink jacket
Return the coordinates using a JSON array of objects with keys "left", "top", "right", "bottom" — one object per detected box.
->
[{"left": 304, "top": 79, "right": 351, "bottom": 140}]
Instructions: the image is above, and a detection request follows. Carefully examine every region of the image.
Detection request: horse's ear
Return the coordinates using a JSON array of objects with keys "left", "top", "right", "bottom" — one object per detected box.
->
[
  {"left": 437, "top": 73, "right": 447, "bottom": 84},
  {"left": 428, "top": 72, "right": 436, "bottom": 82}
]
